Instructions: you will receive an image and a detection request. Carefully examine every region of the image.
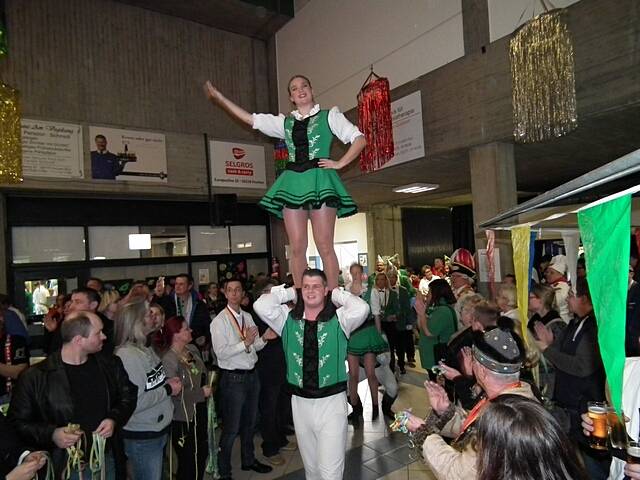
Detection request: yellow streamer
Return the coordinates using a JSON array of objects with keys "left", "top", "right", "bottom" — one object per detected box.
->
[
  {"left": 511, "top": 226, "right": 531, "bottom": 345},
  {"left": 0, "top": 82, "right": 22, "bottom": 183}
]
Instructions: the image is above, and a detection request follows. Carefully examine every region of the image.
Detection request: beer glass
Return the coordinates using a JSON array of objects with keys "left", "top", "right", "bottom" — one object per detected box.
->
[
  {"left": 627, "top": 441, "right": 640, "bottom": 464},
  {"left": 607, "top": 408, "right": 628, "bottom": 450},
  {"left": 587, "top": 401, "right": 609, "bottom": 450}
]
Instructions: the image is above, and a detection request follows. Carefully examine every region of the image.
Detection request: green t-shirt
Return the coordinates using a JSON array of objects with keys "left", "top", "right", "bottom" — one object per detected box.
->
[{"left": 418, "top": 300, "right": 457, "bottom": 369}]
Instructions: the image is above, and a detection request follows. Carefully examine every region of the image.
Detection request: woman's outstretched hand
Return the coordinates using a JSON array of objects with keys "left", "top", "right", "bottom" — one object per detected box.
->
[{"left": 203, "top": 81, "right": 221, "bottom": 103}]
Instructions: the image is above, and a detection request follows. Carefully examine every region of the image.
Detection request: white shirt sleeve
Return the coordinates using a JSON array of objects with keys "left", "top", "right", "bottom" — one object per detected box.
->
[
  {"left": 327, "top": 106, "right": 363, "bottom": 144},
  {"left": 370, "top": 289, "right": 381, "bottom": 316},
  {"left": 252, "top": 113, "right": 286, "bottom": 139},
  {"left": 332, "top": 288, "right": 369, "bottom": 337},
  {"left": 253, "top": 285, "right": 296, "bottom": 336}
]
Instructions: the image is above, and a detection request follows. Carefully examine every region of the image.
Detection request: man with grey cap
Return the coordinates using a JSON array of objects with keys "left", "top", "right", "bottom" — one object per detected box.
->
[
  {"left": 544, "top": 254, "right": 572, "bottom": 323},
  {"left": 405, "top": 325, "right": 537, "bottom": 480}
]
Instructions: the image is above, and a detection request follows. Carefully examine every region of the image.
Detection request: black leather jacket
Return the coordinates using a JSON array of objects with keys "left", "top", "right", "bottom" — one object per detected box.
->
[{"left": 7, "top": 351, "right": 138, "bottom": 479}]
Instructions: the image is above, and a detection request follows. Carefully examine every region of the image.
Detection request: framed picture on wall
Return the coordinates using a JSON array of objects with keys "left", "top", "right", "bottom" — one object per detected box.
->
[{"left": 358, "top": 253, "right": 368, "bottom": 267}]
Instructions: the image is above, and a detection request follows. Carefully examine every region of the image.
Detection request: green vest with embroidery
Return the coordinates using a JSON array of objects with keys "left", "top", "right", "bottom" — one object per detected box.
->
[
  {"left": 283, "top": 110, "right": 334, "bottom": 162},
  {"left": 281, "top": 312, "right": 348, "bottom": 397}
]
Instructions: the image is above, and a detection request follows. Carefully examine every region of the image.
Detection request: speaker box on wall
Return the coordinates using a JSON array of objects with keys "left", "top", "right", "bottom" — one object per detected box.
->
[{"left": 213, "top": 194, "right": 238, "bottom": 226}]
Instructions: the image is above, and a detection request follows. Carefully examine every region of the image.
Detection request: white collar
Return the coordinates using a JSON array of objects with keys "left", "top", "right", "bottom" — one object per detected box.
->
[
  {"left": 291, "top": 104, "right": 321, "bottom": 120},
  {"left": 226, "top": 305, "right": 242, "bottom": 318}
]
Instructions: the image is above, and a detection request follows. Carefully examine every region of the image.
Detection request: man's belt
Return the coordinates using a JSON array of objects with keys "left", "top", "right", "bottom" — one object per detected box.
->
[{"left": 221, "top": 368, "right": 255, "bottom": 375}]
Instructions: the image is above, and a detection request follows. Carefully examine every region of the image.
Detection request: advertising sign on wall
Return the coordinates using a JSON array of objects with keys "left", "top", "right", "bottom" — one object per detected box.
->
[
  {"left": 21, "top": 119, "right": 84, "bottom": 178},
  {"left": 88, "top": 126, "right": 167, "bottom": 182},
  {"left": 380, "top": 91, "right": 425, "bottom": 170},
  {"left": 209, "top": 140, "right": 266, "bottom": 189}
]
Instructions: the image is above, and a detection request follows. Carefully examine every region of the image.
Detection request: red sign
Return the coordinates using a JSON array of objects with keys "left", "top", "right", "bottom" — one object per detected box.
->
[{"left": 232, "top": 147, "right": 246, "bottom": 159}]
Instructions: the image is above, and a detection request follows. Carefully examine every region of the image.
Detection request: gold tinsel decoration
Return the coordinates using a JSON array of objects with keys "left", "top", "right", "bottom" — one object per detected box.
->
[
  {"left": 0, "top": 82, "right": 22, "bottom": 183},
  {"left": 509, "top": 9, "right": 577, "bottom": 143}
]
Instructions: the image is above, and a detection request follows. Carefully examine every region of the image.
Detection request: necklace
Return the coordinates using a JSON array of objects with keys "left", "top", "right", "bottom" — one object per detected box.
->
[{"left": 171, "top": 346, "right": 200, "bottom": 377}]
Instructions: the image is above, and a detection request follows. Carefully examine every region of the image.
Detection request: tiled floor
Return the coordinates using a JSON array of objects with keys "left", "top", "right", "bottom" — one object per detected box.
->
[{"left": 218, "top": 355, "right": 437, "bottom": 480}]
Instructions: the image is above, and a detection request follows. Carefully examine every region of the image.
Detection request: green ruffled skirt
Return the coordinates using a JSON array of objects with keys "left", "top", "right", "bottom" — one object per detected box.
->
[
  {"left": 259, "top": 168, "right": 357, "bottom": 220},
  {"left": 347, "top": 322, "right": 389, "bottom": 356}
]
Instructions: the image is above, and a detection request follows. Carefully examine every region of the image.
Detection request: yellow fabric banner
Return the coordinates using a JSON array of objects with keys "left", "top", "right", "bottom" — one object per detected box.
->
[{"left": 511, "top": 226, "right": 531, "bottom": 345}]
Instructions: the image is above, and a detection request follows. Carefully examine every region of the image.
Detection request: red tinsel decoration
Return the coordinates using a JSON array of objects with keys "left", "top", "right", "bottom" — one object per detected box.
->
[
  {"left": 357, "top": 76, "right": 394, "bottom": 172},
  {"left": 273, "top": 139, "right": 289, "bottom": 177}
]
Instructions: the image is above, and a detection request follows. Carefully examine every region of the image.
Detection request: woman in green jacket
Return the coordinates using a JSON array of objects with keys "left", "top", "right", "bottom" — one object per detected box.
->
[{"left": 416, "top": 279, "right": 457, "bottom": 371}]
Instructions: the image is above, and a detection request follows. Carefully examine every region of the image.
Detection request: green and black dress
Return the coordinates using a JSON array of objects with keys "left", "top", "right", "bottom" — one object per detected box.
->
[
  {"left": 346, "top": 284, "right": 388, "bottom": 356},
  {"left": 252, "top": 105, "right": 360, "bottom": 219}
]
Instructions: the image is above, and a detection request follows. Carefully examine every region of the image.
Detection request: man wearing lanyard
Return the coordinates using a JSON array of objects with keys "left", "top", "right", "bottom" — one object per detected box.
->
[{"left": 211, "top": 278, "right": 277, "bottom": 480}]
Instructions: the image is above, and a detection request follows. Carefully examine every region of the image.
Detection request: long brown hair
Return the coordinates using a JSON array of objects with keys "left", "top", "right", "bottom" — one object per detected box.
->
[{"left": 476, "top": 395, "right": 588, "bottom": 480}]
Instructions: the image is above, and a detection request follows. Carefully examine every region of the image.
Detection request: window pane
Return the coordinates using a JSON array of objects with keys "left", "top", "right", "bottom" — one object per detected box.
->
[
  {"left": 89, "top": 226, "right": 141, "bottom": 260},
  {"left": 230, "top": 225, "right": 267, "bottom": 254},
  {"left": 189, "top": 226, "right": 230, "bottom": 255},
  {"left": 139, "top": 226, "right": 188, "bottom": 258},
  {"left": 12, "top": 226, "right": 86, "bottom": 263}
]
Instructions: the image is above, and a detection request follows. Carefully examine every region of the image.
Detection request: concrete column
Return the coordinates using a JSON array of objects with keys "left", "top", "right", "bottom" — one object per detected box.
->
[
  {"left": 462, "top": 0, "right": 490, "bottom": 55},
  {"left": 469, "top": 142, "right": 517, "bottom": 291},
  {"left": 365, "top": 206, "right": 404, "bottom": 270},
  {"left": 0, "top": 193, "right": 7, "bottom": 293}
]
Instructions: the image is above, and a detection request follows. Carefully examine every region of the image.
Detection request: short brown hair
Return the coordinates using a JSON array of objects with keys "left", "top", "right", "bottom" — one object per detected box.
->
[{"left": 61, "top": 312, "right": 93, "bottom": 343}]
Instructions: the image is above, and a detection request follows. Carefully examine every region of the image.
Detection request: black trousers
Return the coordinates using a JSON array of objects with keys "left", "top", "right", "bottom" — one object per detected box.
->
[
  {"left": 257, "top": 349, "right": 289, "bottom": 457},
  {"left": 382, "top": 322, "right": 405, "bottom": 372},
  {"left": 171, "top": 403, "right": 208, "bottom": 480},
  {"left": 405, "top": 329, "right": 416, "bottom": 362}
]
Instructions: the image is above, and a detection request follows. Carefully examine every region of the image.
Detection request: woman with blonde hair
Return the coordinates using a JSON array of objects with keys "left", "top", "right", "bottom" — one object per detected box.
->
[
  {"left": 114, "top": 297, "right": 182, "bottom": 480},
  {"left": 98, "top": 289, "right": 121, "bottom": 320}
]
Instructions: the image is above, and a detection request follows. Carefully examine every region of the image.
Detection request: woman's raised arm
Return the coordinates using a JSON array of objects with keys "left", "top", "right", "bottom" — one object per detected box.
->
[{"left": 203, "top": 80, "right": 253, "bottom": 126}]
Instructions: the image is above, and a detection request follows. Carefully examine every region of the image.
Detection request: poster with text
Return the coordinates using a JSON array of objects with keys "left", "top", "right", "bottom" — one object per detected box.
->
[
  {"left": 210, "top": 140, "right": 266, "bottom": 189},
  {"left": 88, "top": 126, "right": 167, "bottom": 182},
  {"left": 21, "top": 119, "right": 84, "bottom": 178},
  {"left": 380, "top": 91, "right": 425, "bottom": 170},
  {"left": 478, "top": 248, "right": 502, "bottom": 283}
]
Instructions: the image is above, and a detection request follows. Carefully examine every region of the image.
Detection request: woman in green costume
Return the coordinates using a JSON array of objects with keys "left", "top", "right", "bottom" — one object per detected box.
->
[
  {"left": 415, "top": 279, "right": 457, "bottom": 372},
  {"left": 345, "top": 263, "right": 388, "bottom": 422},
  {"left": 204, "top": 76, "right": 366, "bottom": 289}
]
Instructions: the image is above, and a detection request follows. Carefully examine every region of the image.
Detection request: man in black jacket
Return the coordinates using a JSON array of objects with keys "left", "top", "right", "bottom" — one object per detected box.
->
[
  {"left": 535, "top": 277, "right": 605, "bottom": 432},
  {"left": 154, "top": 273, "right": 211, "bottom": 359},
  {"left": 8, "top": 311, "right": 137, "bottom": 479}
]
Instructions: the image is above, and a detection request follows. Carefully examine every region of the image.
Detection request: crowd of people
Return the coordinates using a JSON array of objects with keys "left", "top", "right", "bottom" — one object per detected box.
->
[
  {"left": 1, "top": 242, "right": 640, "bottom": 480},
  {"left": 397, "top": 246, "right": 640, "bottom": 480}
]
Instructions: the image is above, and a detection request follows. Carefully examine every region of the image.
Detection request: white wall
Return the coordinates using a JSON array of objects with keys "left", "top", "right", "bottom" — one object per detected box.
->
[
  {"left": 276, "top": 0, "right": 464, "bottom": 113},
  {"left": 488, "top": 0, "right": 582, "bottom": 42},
  {"left": 306, "top": 212, "right": 368, "bottom": 256}
]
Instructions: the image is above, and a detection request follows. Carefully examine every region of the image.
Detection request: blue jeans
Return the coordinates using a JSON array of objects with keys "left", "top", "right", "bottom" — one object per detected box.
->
[
  {"left": 218, "top": 370, "right": 260, "bottom": 477},
  {"left": 123, "top": 434, "right": 167, "bottom": 480}
]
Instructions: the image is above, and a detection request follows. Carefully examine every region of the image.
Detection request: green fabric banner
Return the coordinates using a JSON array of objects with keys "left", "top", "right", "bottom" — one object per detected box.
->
[{"left": 578, "top": 194, "right": 630, "bottom": 414}]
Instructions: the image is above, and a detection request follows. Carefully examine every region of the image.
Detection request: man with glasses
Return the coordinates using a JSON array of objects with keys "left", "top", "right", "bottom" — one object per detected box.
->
[{"left": 211, "top": 278, "right": 276, "bottom": 480}]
